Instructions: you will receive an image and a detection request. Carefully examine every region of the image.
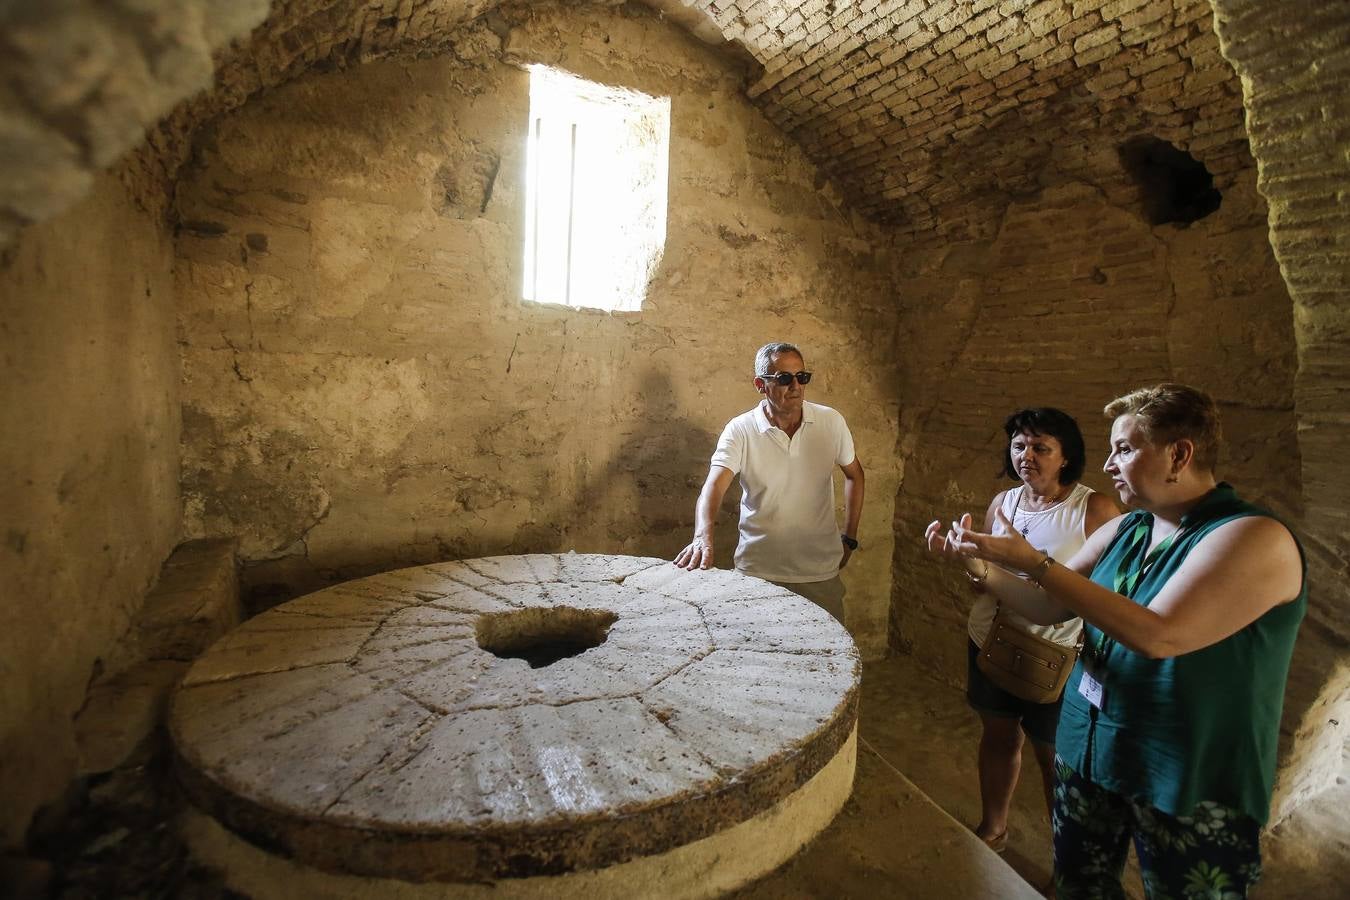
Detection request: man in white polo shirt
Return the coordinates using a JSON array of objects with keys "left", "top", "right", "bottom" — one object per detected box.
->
[{"left": 674, "top": 342, "right": 864, "bottom": 624}]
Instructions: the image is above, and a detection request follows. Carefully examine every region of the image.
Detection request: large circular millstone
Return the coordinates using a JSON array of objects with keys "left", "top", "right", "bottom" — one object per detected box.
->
[{"left": 170, "top": 554, "right": 859, "bottom": 885}]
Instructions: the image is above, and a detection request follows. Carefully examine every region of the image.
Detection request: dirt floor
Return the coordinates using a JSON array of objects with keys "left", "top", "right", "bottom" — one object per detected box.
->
[
  {"left": 739, "top": 654, "right": 1350, "bottom": 899},
  {"left": 11, "top": 653, "right": 1347, "bottom": 899}
]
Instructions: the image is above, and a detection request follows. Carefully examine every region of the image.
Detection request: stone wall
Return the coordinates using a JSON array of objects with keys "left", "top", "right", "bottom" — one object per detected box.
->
[
  {"left": 1209, "top": 0, "right": 1350, "bottom": 820},
  {"left": 173, "top": 3, "right": 902, "bottom": 657},
  {"left": 0, "top": 170, "right": 181, "bottom": 846},
  {"left": 888, "top": 170, "right": 1298, "bottom": 689}
]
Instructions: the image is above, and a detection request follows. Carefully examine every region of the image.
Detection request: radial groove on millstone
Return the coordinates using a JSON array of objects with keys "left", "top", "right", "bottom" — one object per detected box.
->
[{"left": 171, "top": 553, "right": 859, "bottom": 882}]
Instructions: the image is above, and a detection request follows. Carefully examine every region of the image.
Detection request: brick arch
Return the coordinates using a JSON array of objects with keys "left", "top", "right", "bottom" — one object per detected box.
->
[
  {"left": 0, "top": 0, "right": 720, "bottom": 246},
  {"left": 1, "top": 0, "right": 1266, "bottom": 247},
  {"left": 1209, "top": 0, "right": 1350, "bottom": 820}
]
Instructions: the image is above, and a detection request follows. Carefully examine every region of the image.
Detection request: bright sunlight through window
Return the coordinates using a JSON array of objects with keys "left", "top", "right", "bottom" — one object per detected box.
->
[{"left": 523, "top": 66, "right": 670, "bottom": 312}]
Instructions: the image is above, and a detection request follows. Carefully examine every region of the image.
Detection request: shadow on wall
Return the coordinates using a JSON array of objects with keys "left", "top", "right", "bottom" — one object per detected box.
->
[
  {"left": 243, "top": 366, "right": 723, "bottom": 612},
  {"left": 561, "top": 366, "right": 727, "bottom": 564}
]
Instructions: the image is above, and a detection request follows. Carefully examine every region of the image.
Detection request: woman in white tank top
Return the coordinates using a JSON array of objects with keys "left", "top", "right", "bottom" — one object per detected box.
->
[{"left": 965, "top": 408, "right": 1117, "bottom": 859}]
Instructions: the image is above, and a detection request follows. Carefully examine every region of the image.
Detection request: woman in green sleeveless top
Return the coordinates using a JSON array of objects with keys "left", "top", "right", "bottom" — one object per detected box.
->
[{"left": 924, "top": 384, "right": 1305, "bottom": 899}]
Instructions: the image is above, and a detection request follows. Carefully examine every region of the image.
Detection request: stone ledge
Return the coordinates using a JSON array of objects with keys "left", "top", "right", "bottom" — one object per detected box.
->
[
  {"left": 138, "top": 537, "right": 242, "bottom": 662},
  {"left": 74, "top": 660, "right": 189, "bottom": 777},
  {"left": 72, "top": 538, "right": 240, "bottom": 777}
]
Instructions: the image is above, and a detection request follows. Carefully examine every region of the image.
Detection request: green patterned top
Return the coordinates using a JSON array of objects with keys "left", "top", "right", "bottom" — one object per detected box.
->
[{"left": 1057, "top": 483, "right": 1306, "bottom": 824}]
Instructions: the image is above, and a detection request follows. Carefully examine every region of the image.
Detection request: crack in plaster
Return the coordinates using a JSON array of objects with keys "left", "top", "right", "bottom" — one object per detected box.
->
[{"left": 242, "top": 277, "right": 259, "bottom": 350}]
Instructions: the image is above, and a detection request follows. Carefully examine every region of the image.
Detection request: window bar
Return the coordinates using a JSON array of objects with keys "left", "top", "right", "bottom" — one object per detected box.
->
[
  {"left": 565, "top": 121, "right": 578, "bottom": 307},
  {"left": 530, "top": 116, "right": 542, "bottom": 303}
]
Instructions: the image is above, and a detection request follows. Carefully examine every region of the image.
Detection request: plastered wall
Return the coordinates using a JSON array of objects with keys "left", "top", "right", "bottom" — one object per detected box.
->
[
  {"left": 0, "top": 169, "right": 181, "bottom": 845},
  {"left": 173, "top": 3, "right": 902, "bottom": 657}
]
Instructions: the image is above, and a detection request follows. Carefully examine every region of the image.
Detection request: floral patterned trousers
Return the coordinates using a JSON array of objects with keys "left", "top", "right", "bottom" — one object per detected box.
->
[{"left": 1052, "top": 756, "right": 1263, "bottom": 900}]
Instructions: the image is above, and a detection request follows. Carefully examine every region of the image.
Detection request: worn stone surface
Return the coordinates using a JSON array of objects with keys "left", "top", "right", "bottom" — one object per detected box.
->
[
  {"left": 136, "top": 537, "right": 242, "bottom": 662},
  {"left": 184, "top": 731, "right": 856, "bottom": 899},
  {"left": 71, "top": 536, "right": 239, "bottom": 779},
  {"left": 172, "top": 1, "right": 902, "bottom": 658},
  {"left": 74, "top": 660, "right": 190, "bottom": 778},
  {"left": 0, "top": 168, "right": 182, "bottom": 846},
  {"left": 171, "top": 554, "right": 860, "bottom": 881}
]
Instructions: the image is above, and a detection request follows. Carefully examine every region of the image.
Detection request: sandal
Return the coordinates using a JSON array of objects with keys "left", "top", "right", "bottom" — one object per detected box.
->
[{"left": 977, "top": 828, "right": 1009, "bottom": 853}]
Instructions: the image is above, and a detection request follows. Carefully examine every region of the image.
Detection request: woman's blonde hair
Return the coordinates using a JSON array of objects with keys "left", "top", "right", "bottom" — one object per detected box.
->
[{"left": 1103, "top": 383, "right": 1222, "bottom": 472}]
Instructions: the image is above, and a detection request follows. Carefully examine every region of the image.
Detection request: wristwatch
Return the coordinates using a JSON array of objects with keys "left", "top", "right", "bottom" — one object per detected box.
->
[{"left": 840, "top": 534, "right": 859, "bottom": 550}]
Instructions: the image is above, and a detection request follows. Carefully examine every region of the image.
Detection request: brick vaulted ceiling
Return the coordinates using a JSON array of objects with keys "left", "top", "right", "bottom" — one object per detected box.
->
[
  {"left": 203, "top": 0, "right": 1254, "bottom": 240},
  {"left": 1, "top": 0, "right": 1252, "bottom": 244},
  {"left": 687, "top": 0, "right": 1250, "bottom": 237}
]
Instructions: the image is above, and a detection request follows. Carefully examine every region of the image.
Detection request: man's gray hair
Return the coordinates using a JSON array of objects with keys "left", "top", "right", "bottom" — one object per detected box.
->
[{"left": 754, "top": 342, "right": 803, "bottom": 375}]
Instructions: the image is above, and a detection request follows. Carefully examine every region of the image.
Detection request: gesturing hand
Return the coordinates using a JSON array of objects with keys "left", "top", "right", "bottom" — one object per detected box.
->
[
  {"left": 924, "top": 513, "right": 975, "bottom": 561},
  {"left": 941, "top": 508, "right": 1042, "bottom": 573},
  {"left": 673, "top": 535, "right": 714, "bottom": 570}
]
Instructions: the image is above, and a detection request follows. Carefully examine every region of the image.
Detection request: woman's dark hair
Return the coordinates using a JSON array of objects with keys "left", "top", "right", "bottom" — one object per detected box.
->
[{"left": 1001, "top": 408, "right": 1086, "bottom": 485}]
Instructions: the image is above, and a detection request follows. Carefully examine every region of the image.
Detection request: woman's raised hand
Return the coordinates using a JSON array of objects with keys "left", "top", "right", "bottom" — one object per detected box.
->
[
  {"left": 924, "top": 513, "right": 974, "bottom": 559},
  {"left": 945, "top": 508, "right": 1042, "bottom": 572},
  {"left": 924, "top": 508, "right": 1044, "bottom": 572}
]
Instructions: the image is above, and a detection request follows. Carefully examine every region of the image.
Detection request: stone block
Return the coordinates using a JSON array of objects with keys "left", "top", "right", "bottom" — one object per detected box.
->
[
  {"left": 138, "top": 537, "right": 241, "bottom": 662},
  {"left": 74, "top": 660, "right": 189, "bottom": 776},
  {"left": 1100, "top": 0, "right": 1156, "bottom": 19},
  {"left": 1076, "top": 42, "right": 1119, "bottom": 67},
  {"left": 1141, "top": 59, "right": 1191, "bottom": 89}
]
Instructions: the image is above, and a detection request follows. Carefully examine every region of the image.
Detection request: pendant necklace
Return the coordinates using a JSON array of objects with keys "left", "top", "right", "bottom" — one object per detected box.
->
[{"left": 1016, "top": 485, "right": 1066, "bottom": 537}]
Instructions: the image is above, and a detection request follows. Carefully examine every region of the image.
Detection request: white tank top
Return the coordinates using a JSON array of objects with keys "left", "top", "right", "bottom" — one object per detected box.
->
[{"left": 967, "top": 482, "right": 1092, "bottom": 648}]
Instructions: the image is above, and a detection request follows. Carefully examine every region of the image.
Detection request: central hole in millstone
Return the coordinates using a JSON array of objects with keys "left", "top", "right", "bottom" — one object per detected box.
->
[{"left": 475, "top": 606, "right": 619, "bottom": 668}]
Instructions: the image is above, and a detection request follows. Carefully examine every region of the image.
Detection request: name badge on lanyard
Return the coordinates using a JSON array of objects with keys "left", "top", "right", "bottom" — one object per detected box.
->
[{"left": 1078, "top": 669, "right": 1105, "bottom": 708}]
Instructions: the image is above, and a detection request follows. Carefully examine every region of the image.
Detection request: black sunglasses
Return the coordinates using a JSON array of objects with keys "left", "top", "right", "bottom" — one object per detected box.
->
[{"left": 758, "top": 371, "right": 812, "bottom": 386}]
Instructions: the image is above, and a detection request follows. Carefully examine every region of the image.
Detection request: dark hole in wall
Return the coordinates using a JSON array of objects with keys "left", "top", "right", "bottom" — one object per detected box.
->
[{"left": 1118, "top": 136, "right": 1222, "bottom": 226}]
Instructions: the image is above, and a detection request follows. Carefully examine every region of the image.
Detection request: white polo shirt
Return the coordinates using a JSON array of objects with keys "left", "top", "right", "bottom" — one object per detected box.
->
[{"left": 710, "top": 400, "right": 856, "bottom": 583}]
